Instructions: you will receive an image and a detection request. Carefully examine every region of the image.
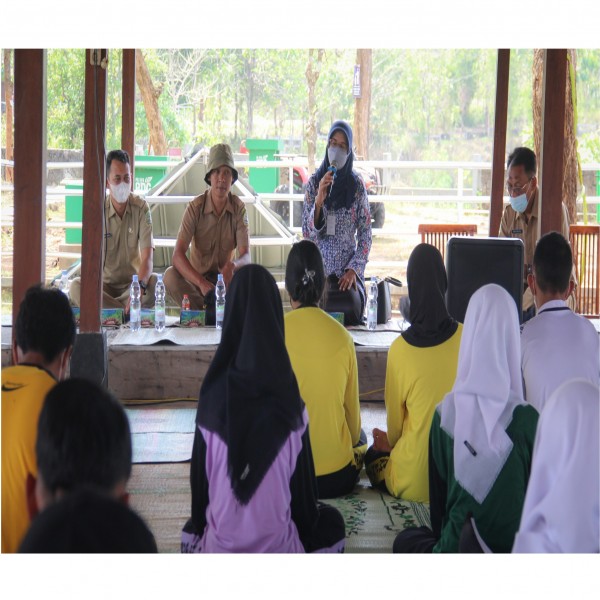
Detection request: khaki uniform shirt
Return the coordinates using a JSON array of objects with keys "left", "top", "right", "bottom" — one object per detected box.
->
[
  {"left": 499, "top": 189, "right": 574, "bottom": 310},
  {"left": 104, "top": 194, "right": 154, "bottom": 288},
  {"left": 177, "top": 190, "right": 249, "bottom": 276}
]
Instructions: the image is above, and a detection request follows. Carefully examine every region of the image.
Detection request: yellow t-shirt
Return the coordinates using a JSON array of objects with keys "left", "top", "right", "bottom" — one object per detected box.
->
[
  {"left": 384, "top": 324, "right": 463, "bottom": 502},
  {"left": 1, "top": 364, "right": 57, "bottom": 553},
  {"left": 284, "top": 307, "right": 361, "bottom": 476}
]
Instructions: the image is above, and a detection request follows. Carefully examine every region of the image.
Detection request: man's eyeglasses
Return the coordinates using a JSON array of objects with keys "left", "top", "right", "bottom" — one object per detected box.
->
[{"left": 505, "top": 180, "right": 531, "bottom": 196}]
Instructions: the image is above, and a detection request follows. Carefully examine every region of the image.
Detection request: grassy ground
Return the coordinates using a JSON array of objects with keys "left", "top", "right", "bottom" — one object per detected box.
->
[{"left": 2, "top": 191, "right": 68, "bottom": 315}]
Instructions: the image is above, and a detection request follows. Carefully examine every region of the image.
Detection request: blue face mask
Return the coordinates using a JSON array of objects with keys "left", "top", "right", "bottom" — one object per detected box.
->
[
  {"left": 509, "top": 192, "right": 528, "bottom": 213},
  {"left": 509, "top": 194, "right": 527, "bottom": 212},
  {"left": 327, "top": 145, "right": 348, "bottom": 171},
  {"left": 508, "top": 179, "right": 531, "bottom": 213}
]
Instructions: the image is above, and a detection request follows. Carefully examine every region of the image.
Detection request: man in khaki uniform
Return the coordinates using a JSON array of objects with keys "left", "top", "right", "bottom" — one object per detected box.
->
[
  {"left": 164, "top": 143, "right": 250, "bottom": 322},
  {"left": 69, "top": 150, "right": 156, "bottom": 311},
  {"left": 499, "top": 146, "right": 576, "bottom": 322}
]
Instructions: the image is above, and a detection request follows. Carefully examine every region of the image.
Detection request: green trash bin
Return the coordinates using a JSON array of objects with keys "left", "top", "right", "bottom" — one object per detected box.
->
[
  {"left": 63, "top": 156, "right": 170, "bottom": 244},
  {"left": 245, "top": 139, "right": 284, "bottom": 193},
  {"left": 133, "top": 155, "right": 169, "bottom": 195},
  {"left": 65, "top": 180, "right": 84, "bottom": 244}
]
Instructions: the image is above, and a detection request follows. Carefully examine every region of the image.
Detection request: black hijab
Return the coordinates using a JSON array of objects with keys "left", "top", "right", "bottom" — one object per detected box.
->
[
  {"left": 401, "top": 243, "right": 459, "bottom": 348},
  {"left": 196, "top": 264, "right": 305, "bottom": 505},
  {"left": 312, "top": 120, "right": 359, "bottom": 211}
]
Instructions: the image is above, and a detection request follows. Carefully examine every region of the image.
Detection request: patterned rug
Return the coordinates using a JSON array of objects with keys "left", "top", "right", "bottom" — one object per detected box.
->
[{"left": 325, "top": 475, "right": 431, "bottom": 553}]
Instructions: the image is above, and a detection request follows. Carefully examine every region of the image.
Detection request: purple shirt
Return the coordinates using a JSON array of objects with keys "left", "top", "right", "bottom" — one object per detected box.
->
[{"left": 188, "top": 412, "right": 309, "bottom": 553}]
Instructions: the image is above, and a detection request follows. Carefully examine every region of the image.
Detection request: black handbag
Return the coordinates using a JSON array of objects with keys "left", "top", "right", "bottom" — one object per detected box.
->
[{"left": 377, "top": 276, "right": 403, "bottom": 324}]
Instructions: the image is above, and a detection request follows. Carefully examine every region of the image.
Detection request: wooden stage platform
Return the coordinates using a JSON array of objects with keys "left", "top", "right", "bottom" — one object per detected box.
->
[{"left": 1, "top": 318, "right": 406, "bottom": 403}]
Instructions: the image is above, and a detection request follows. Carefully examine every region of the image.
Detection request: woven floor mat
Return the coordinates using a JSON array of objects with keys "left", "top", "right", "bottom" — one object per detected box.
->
[
  {"left": 129, "top": 463, "right": 190, "bottom": 553},
  {"left": 129, "top": 464, "right": 429, "bottom": 554},
  {"left": 324, "top": 475, "right": 431, "bottom": 553}
]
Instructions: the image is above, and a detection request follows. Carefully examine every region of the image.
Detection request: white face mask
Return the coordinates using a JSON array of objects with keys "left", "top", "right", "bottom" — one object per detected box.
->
[{"left": 110, "top": 181, "right": 131, "bottom": 204}]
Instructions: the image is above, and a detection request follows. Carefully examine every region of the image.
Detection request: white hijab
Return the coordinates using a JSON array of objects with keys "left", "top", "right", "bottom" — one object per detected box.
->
[
  {"left": 439, "top": 284, "right": 526, "bottom": 504},
  {"left": 513, "top": 378, "right": 600, "bottom": 553}
]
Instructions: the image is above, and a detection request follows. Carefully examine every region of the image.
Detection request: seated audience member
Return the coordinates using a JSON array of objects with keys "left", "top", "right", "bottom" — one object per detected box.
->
[
  {"left": 394, "top": 285, "right": 539, "bottom": 553},
  {"left": 20, "top": 488, "right": 157, "bottom": 553},
  {"left": 365, "top": 244, "right": 462, "bottom": 502},
  {"left": 499, "top": 146, "right": 576, "bottom": 322},
  {"left": 302, "top": 120, "right": 372, "bottom": 326},
  {"left": 1, "top": 285, "right": 75, "bottom": 553},
  {"left": 513, "top": 378, "right": 599, "bottom": 553},
  {"left": 69, "top": 149, "right": 157, "bottom": 311},
  {"left": 26, "top": 378, "right": 150, "bottom": 547},
  {"left": 284, "top": 239, "right": 366, "bottom": 498},
  {"left": 521, "top": 231, "right": 599, "bottom": 412},
  {"left": 182, "top": 265, "right": 345, "bottom": 553},
  {"left": 164, "top": 143, "right": 250, "bottom": 322}
]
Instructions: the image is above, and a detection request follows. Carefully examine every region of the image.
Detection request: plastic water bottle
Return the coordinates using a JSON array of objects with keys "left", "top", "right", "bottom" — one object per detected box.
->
[
  {"left": 155, "top": 274, "right": 166, "bottom": 332},
  {"left": 58, "top": 270, "right": 69, "bottom": 296},
  {"left": 367, "top": 276, "right": 378, "bottom": 331},
  {"left": 181, "top": 294, "right": 190, "bottom": 311},
  {"left": 215, "top": 274, "right": 226, "bottom": 329},
  {"left": 130, "top": 274, "right": 141, "bottom": 332}
]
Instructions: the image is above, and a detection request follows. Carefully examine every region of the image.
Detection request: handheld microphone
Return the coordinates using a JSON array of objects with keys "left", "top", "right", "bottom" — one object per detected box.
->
[{"left": 327, "top": 160, "right": 338, "bottom": 199}]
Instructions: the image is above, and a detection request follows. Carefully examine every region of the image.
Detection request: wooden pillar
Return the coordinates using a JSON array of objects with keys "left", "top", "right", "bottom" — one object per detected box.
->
[
  {"left": 12, "top": 49, "right": 46, "bottom": 327},
  {"left": 539, "top": 49, "right": 568, "bottom": 236},
  {"left": 122, "top": 49, "right": 136, "bottom": 177},
  {"left": 489, "top": 49, "right": 510, "bottom": 237},
  {"left": 79, "top": 49, "right": 108, "bottom": 333}
]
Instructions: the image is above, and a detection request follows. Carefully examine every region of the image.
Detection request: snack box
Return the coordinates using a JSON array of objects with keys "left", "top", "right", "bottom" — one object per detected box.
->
[
  {"left": 180, "top": 310, "right": 206, "bottom": 327},
  {"left": 71, "top": 308, "right": 124, "bottom": 328}
]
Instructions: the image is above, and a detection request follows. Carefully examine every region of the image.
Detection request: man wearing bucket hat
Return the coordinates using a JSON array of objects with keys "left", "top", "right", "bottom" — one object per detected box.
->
[{"left": 164, "top": 144, "right": 250, "bottom": 322}]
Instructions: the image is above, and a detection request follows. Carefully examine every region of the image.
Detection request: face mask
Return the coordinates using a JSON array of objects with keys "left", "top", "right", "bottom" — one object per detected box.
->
[
  {"left": 110, "top": 181, "right": 131, "bottom": 204},
  {"left": 509, "top": 192, "right": 528, "bottom": 213},
  {"left": 508, "top": 179, "right": 531, "bottom": 213},
  {"left": 327, "top": 145, "right": 348, "bottom": 171}
]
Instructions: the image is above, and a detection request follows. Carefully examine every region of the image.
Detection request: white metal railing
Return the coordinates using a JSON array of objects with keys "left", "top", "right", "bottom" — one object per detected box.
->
[{"left": 2, "top": 158, "right": 599, "bottom": 269}]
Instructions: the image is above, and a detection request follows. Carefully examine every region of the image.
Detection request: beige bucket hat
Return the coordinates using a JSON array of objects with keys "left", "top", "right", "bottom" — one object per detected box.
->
[{"left": 204, "top": 143, "right": 238, "bottom": 184}]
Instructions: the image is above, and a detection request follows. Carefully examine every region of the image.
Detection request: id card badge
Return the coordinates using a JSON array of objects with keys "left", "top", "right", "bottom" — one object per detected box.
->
[{"left": 326, "top": 213, "right": 336, "bottom": 236}]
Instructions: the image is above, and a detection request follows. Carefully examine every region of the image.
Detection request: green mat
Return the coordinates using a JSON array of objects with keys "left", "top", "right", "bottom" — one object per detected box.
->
[{"left": 325, "top": 475, "right": 431, "bottom": 553}]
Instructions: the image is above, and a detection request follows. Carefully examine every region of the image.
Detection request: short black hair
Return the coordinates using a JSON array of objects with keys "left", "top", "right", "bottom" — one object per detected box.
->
[
  {"left": 19, "top": 488, "right": 157, "bottom": 553},
  {"left": 533, "top": 231, "right": 573, "bottom": 294},
  {"left": 285, "top": 239, "right": 326, "bottom": 307},
  {"left": 36, "top": 378, "right": 132, "bottom": 495},
  {"left": 15, "top": 285, "right": 76, "bottom": 363},
  {"left": 507, "top": 147, "right": 537, "bottom": 177},
  {"left": 106, "top": 149, "right": 130, "bottom": 173}
]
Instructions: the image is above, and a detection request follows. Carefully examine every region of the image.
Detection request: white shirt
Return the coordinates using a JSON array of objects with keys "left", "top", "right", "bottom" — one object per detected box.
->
[
  {"left": 521, "top": 299, "right": 599, "bottom": 412},
  {"left": 513, "top": 378, "right": 599, "bottom": 553}
]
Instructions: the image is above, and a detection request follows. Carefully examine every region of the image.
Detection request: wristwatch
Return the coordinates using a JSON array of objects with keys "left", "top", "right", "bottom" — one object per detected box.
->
[{"left": 139, "top": 280, "right": 147, "bottom": 295}]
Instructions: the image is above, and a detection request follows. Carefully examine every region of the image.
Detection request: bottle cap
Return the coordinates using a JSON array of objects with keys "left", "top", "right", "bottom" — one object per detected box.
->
[
  {"left": 132, "top": 274, "right": 139, "bottom": 282},
  {"left": 217, "top": 273, "right": 223, "bottom": 281}
]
